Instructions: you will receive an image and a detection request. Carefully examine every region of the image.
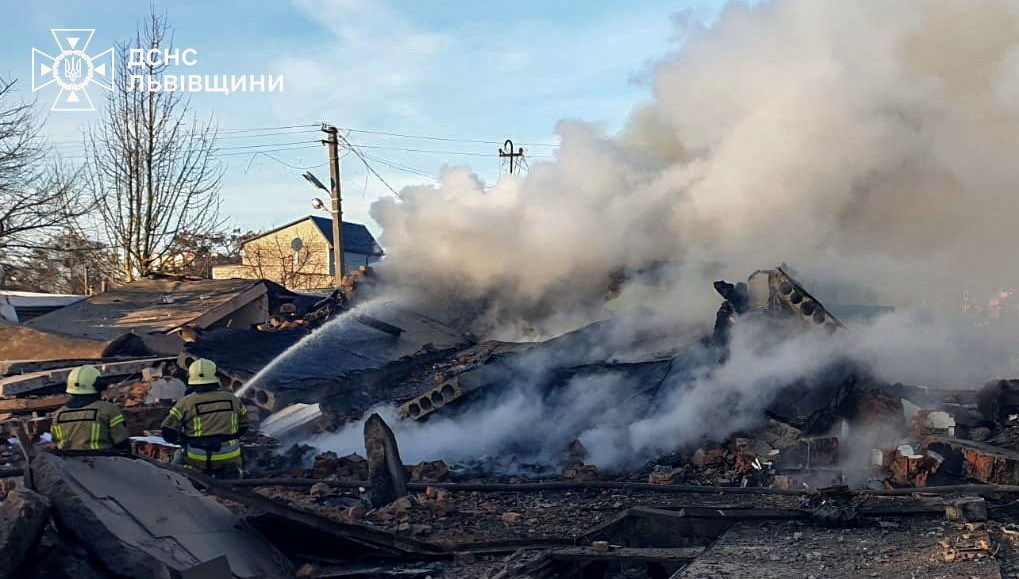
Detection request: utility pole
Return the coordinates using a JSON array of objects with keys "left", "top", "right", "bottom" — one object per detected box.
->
[
  {"left": 499, "top": 139, "right": 526, "bottom": 175},
  {"left": 322, "top": 124, "right": 345, "bottom": 287}
]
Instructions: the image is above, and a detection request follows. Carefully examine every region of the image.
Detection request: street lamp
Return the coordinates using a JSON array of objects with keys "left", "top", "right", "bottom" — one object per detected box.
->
[
  {"left": 302, "top": 171, "right": 329, "bottom": 192},
  {"left": 302, "top": 170, "right": 343, "bottom": 286}
]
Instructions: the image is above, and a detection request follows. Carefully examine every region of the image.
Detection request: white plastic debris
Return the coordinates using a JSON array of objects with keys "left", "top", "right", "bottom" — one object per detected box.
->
[
  {"left": 871, "top": 449, "right": 884, "bottom": 466},
  {"left": 129, "top": 435, "right": 179, "bottom": 448},
  {"left": 924, "top": 411, "right": 956, "bottom": 436}
]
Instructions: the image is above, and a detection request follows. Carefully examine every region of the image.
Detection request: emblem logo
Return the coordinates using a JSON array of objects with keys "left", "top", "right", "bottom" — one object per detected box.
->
[{"left": 32, "top": 29, "right": 115, "bottom": 111}]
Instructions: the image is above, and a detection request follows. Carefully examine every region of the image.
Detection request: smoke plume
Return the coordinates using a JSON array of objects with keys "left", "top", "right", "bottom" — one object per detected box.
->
[
  {"left": 310, "top": 0, "right": 1019, "bottom": 470},
  {"left": 313, "top": 309, "right": 1017, "bottom": 470},
  {"left": 372, "top": 0, "right": 1019, "bottom": 336}
]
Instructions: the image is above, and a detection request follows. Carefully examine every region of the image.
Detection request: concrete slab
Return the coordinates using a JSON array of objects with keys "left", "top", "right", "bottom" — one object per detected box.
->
[
  {"left": 0, "top": 487, "right": 51, "bottom": 579},
  {"left": 31, "top": 453, "right": 291, "bottom": 578},
  {"left": 260, "top": 403, "right": 326, "bottom": 441}
]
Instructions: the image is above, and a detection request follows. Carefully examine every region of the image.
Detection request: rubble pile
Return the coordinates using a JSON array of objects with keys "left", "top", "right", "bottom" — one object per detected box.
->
[{"left": 10, "top": 267, "right": 1019, "bottom": 577}]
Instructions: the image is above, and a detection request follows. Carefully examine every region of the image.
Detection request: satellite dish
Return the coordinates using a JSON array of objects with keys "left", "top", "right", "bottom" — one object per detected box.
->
[{"left": 291, "top": 237, "right": 304, "bottom": 252}]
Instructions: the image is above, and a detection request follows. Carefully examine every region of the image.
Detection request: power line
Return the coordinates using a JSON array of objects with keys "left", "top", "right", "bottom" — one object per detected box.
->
[
  {"left": 215, "top": 139, "right": 319, "bottom": 151},
  {"left": 50, "top": 139, "right": 555, "bottom": 158},
  {"left": 351, "top": 143, "right": 490, "bottom": 156},
  {"left": 216, "top": 144, "right": 320, "bottom": 157},
  {"left": 341, "top": 142, "right": 555, "bottom": 158},
  {"left": 47, "top": 127, "right": 319, "bottom": 147},
  {"left": 48, "top": 137, "right": 319, "bottom": 152},
  {"left": 340, "top": 126, "right": 559, "bottom": 147},
  {"left": 46, "top": 122, "right": 560, "bottom": 149},
  {"left": 52, "top": 145, "right": 324, "bottom": 161},
  {"left": 46, "top": 143, "right": 322, "bottom": 160},
  {"left": 217, "top": 123, "right": 319, "bottom": 134},
  {"left": 336, "top": 134, "right": 402, "bottom": 198},
  {"left": 360, "top": 153, "right": 439, "bottom": 181},
  {"left": 242, "top": 150, "right": 330, "bottom": 173},
  {"left": 215, "top": 128, "right": 319, "bottom": 140},
  {"left": 41, "top": 121, "right": 562, "bottom": 176}
]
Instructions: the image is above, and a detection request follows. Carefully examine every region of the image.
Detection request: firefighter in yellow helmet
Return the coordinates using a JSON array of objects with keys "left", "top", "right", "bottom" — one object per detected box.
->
[
  {"left": 51, "top": 365, "right": 130, "bottom": 452},
  {"left": 160, "top": 358, "right": 248, "bottom": 478}
]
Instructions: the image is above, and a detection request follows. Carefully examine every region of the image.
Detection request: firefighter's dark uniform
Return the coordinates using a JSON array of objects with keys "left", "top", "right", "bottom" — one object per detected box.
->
[
  {"left": 51, "top": 365, "right": 130, "bottom": 452},
  {"left": 161, "top": 358, "right": 247, "bottom": 477}
]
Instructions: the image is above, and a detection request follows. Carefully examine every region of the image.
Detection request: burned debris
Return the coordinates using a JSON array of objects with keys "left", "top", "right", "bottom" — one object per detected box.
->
[{"left": 5, "top": 266, "right": 1019, "bottom": 578}]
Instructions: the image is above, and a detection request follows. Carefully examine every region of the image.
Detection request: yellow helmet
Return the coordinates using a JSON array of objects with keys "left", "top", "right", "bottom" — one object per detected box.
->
[
  {"left": 188, "top": 358, "right": 220, "bottom": 386},
  {"left": 66, "top": 365, "right": 101, "bottom": 395}
]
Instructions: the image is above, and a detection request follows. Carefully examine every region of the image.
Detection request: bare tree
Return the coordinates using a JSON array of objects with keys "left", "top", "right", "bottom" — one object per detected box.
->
[
  {"left": 159, "top": 228, "right": 250, "bottom": 278},
  {"left": 240, "top": 235, "right": 331, "bottom": 289},
  {"left": 0, "top": 78, "right": 84, "bottom": 260},
  {"left": 6, "top": 231, "right": 111, "bottom": 294},
  {"left": 83, "top": 11, "right": 223, "bottom": 281}
]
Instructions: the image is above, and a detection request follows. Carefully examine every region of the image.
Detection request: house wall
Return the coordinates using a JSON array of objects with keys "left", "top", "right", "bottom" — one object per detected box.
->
[
  {"left": 238, "top": 220, "right": 333, "bottom": 289},
  {"left": 209, "top": 219, "right": 381, "bottom": 290},
  {"left": 340, "top": 251, "right": 382, "bottom": 273},
  {"left": 211, "top": 264, "right": 249, "bottom": 281}
]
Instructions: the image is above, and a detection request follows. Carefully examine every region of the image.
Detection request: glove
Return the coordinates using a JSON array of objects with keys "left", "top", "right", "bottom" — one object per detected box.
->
[{"left": 161, "top": 427, "right": 180, "bottom": 444}]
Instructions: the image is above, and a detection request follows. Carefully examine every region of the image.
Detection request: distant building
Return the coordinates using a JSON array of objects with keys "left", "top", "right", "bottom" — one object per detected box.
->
[
  {"left": 212, "top": 216, "right": 383, "bottom": 289},
  {"left": 0, "top": 291, "right": 85, "bottom": 323}
]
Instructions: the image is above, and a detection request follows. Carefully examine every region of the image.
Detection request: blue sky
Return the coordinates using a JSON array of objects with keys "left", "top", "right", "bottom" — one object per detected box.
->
[{"left": 1, "top": 0, "right": 731, "bottom": 235}]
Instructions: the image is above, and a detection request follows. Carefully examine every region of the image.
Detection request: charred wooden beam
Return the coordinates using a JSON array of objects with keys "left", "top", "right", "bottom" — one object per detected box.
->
[
  {"left": 0, "top": 395, "right": 70, "bottom": 414},
  {"left": 355, "top": 315, "right": 404, "bottom": 337},
  {"left": 219, "top": 476, "right": 1019, "bottom": 500},
  {"left": 544, "top": 546, "right": 705, "bottom": 564},
  {"left": 0, "top": 357, "right": 174, "bottom": 397}
]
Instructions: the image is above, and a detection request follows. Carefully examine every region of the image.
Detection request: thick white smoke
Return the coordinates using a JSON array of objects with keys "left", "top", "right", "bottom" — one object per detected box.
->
[
  {"left": 312, "top": 310, "right": 1018, "bottom": 470},
  {"left": 372, "top": 0, "right": 1019, "bottom": 336},
  {"left": 310, "top": 0, "right": 1019, "bottom": 470}
]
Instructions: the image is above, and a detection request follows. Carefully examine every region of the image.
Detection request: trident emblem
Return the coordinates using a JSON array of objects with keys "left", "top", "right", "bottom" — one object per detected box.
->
[
  {"left": 63, "top": 56, "right": 83, "bottom": 82},
  {"left": 31, "top": 29, "right": 114, "bottom": 111}
]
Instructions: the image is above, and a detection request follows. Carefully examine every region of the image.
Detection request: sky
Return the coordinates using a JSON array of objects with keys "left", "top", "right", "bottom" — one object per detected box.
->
[{"left": 0, "top": 0, "right": 732, "bottom": 236}]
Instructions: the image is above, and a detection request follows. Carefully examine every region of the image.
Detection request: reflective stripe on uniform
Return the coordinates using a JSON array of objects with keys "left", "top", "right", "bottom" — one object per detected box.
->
[
  {"left": 169, "top": 406, "right": 184, "bottom": 420},
  {"left": 185, "top": 441, "right": 241, "bottom": 462},
  {"left": 90, "top": 423, "right": 101, "bottom": 450},
  {"left": 53, "top": 402, "right": 120, "bottom": 451},
  {"left": 230, "top": 412, "right": 238, "bottom": 434},
  {"left": 193, "top": 416, "right": 203, "bottom": 436}
]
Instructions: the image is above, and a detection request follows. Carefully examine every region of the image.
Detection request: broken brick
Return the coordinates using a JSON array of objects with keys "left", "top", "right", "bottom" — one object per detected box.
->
[{"left": 501, "top": 512, "right": 522, "bottom": 524}]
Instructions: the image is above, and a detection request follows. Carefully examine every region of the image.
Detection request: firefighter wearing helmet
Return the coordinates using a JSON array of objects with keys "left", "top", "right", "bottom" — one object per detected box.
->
[
  {"left": 161, "top": 358, "right": 248, "bottom": 478},
  {"left": 51, "top": 365, "right": 130, "bottom": 452}
]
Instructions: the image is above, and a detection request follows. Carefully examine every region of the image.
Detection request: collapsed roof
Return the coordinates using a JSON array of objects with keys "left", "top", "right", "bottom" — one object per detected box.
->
[{"left": 25, "top": 277, "right": 273, "bottom": 341}]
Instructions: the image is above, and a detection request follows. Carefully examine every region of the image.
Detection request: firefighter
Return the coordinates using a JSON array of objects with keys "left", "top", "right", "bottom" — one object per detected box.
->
[
  {"left": 51, "top": 365, "right": 130, "bottom": 452},
  {"left": 160, "top": 358, "right": 248, "bottom": 478}
]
